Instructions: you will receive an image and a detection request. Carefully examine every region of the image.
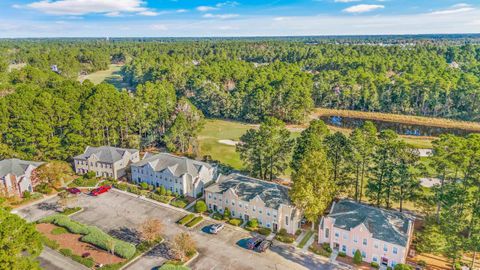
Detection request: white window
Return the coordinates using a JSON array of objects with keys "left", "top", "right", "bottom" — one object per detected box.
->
[
  {"left": 393, "top": 247, "right": 398, "bottom": 254},
  {"left": 363, "top": 239, "right": 367, "bottom": 246},
  {"left": 208, "top": 194, "right": 211, "bottom": 199},
  {"left": 343, "top": 233, "right": 348, "bottom": 240},
  {"left": 334, "top": 231, "right": 339, "bottom": 238},
  {"left": 353, "top": 236, "right": 358, "bottom": 243},
  {"left": 374, "top": 242, "right": 379, "bottom": 249},
  {"left": 383, "top": 244, "right": 388, "bottom": 252}
]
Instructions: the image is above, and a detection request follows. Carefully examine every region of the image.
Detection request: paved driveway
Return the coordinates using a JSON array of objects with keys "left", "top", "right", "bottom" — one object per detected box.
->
[{"left": 18, "top": 189, "right": 343, "bottom": 270}]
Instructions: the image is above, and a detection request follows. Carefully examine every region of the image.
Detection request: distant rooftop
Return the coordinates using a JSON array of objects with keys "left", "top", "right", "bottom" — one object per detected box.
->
[
  {"left": 74, "top": 146, "right": 138, "bottom": 163},
  {"left": 205, "top": 173, "right": 291, "bottom": 210},
  {"left": 0, "top": 158, "right": 44, "bottom": 178},
  {"left": 132, "top": 153, "right": 212, "bottom": 177},
  {"left": 327, "top": 200, "right": 413, "bottom": 247}
]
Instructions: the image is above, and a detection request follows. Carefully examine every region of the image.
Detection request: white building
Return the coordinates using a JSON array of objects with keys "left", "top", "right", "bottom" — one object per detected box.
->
[{"left": 131, "top": 153, "right": 215, "bottom": 197}]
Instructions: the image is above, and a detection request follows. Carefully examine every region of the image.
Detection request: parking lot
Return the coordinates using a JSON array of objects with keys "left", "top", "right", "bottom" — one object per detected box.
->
[{"left": 16, "top": 189, "right": 341, "bottom": 270}]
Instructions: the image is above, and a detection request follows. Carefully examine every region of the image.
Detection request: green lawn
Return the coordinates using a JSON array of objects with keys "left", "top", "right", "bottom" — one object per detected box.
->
[
  {"left": 198, "top": 119, "right": 255, "bottom": 170},
  {"left": 79, "top": 64, "right": 131, "bottom": 89},
  {"left": 297, "top": 230, "right": 314, "bottom": 248}
]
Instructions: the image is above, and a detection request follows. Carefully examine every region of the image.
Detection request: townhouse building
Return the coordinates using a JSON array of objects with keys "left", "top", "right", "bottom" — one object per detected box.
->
[
  {"left": 131, "top": 153, "right": 215, "bottom": 197},
  {"left": 73, "top": 146, "right": 140, "bottom": 179},
  {"left": 205, "top": 173, "right": 302, "bottom": 234},
  {"left": 0, "top": 158, "right": 44, "bottom": 197},
  {"left": 319, "top": 200, "right": 414, "bottom": 267}
]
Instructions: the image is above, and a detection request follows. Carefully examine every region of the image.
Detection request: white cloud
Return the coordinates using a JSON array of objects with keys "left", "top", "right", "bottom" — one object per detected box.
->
[
  {"left": 343, "top": 4, "right": 384, "bottom": 13},
  {"left": 334, "top": 0, "right": 361, "bottom": 3},
  {"left": 428, "top": 3, "right": 474, "bottom": 15},
  {"left": 203, "top": 13, "right": 239, "bottom": 19},
  {"left": 216, "top": 1, "right": 239, "bottom": 8},
  {"left": 176, "top": 9, "right": 188, "bottom": 13},
  {"left": 20, "top": 0, "right": 158, "bottom": 16},
  {"left": 137, "top": 11, "right": 159, "bottom": 16},
  {"left": 197, "top": 6, "right": 217, "bottom": 12}
]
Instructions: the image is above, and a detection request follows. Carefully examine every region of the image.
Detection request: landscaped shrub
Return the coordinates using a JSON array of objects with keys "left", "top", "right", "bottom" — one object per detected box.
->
[
  {"left": 36, "top": 183, "right": 53, "bottom": 194},
  {"left": 275, "top": 234, "right": 295, "bottom": 243},
  {"left": 194, "top": 200, "right": 207, "bottom": 213},
  {"left": 60, "top": 248, "right": 73, "bottom": 256},
  {"left": 139, "top": 182, "right": 149, "bottom": 190},
  {"left": 61, "top": 207, "right": 82, "bottom": 215},
  {"left": 159, "top": 263, "right": 191, "bottom": 270},
  {"left": 147, "top": 193, "right": 171, "bottom": 204},
  {"left": 166, "top": 189, "right": 172, "bottom": 196},
  {"left": 40, "top": 235, "right": 60, "bottom": 250},
  {"left": 71, "top": 254, "right": 95, "bottom": 268},
  {"left": 257, "top": 227, "right": 271, "bottom": 236},
  {"left": 170, "top": 198, "right": 188, "bottom": 208},
  {"left": 228, "top": 218, "right": 242, "bottom": 226},
  {"left": 371, "top": 262, "right": 380, "bottom": 269},
  {"left": 178, "top": 214, "right": 195, "bottom": 225},
  {"left": 247, "top": 218, "right": 258, "bottom": 228},
  {"left": 39, "top": 214, "right": 136, "bottom": 259},
  {"left": 353, "top": 250, "right": 363, "bottom": 264},
  {"left": 51, "top": 227, "right": 68, "bottom": 235},
  {"left": 338, "top": 251, "right": 346, "bottom": 257},
  {"left": 394, "top": 264, "right": 413, "bottom": 270},
  {"left": 308, "top": 243, "right": 331, "bottom": 257},
  {"left": 185, "top": 216, "right": 203, "bottom": 227},
  {"left": 23, "top": 191, "right": 31, "bottom": 199},
  {"left": 39, "top": 214, "right": 90, "bottom": 234},
  {"left": 322, "top": 243, "right": 333, "bottom": 253},
  {"left": 113, "top": 182, "right": 128, "bottom": 191},
  {"left": 212, "top": 212, "right": 223, "bottom": 220},
  {"left": 81, "top": 229, "right": 136, "bottom": 259},
  {"left": 157, "top": 186, "right": 167, "bottom": 195},
  {"left": 295, "top": 229, "right": 302, "bottom": 236},
  {"left": 223, "top": 207, "right": 231, "bottom": 220}
]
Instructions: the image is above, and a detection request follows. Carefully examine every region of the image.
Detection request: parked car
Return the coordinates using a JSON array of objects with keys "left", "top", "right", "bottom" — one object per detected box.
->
[
  {"left": 66, "top": 187, "right": 81, "bottom": 195},
  {"left": 209, "top": 223, "right": 225, "bottom": 234},
  {"left": 90, "top": 185, "right": 111, "bottom": 196},
  {"left": 255, "top": 240, "right": 272, "bottom": 252},
  {"left": 247, "top": 237, "right": 263, "bottom": 250}
]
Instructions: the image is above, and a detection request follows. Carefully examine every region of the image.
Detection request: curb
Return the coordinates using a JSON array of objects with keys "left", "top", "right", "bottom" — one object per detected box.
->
[
  {"left": 11, "top": 193, "right": 58, "bottom": 212},
  {"left": 120, "top": 238, "right": 165, "bottom": 270}
]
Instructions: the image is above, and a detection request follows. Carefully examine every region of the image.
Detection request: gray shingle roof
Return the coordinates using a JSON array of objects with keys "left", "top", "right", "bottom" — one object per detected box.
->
[
  {"left": 74, "top": 146, "right": 138, "bottom": 163},
  {"left": 0, "top": 159, "right": 44, "bottom": 178},
  {"left": 328, "top": 200, "right": 413, "bottom": 247},
  {"left": 132, "top": 153, "right": 212, "bottom": 177},
  {"left": 205, "top": 173, "right": 291, "bottom": 209}
]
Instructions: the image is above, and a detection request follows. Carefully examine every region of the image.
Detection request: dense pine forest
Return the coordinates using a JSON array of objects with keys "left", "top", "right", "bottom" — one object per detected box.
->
[{"left": 1, "top": 37, "right": 480, "bottom": 160}]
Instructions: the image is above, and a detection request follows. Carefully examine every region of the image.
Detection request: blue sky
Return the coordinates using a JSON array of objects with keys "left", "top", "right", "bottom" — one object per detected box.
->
[{"left": 0, "top": 0, "right": 479, "bottom": 37}]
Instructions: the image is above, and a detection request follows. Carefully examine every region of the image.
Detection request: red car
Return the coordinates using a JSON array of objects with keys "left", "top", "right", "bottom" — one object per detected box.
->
[
  {"left": 66, "top": 187, "right": 81, "bottom": 195},
  {"left": 90, "top": 185, "right": 111, "bottom": 196}
]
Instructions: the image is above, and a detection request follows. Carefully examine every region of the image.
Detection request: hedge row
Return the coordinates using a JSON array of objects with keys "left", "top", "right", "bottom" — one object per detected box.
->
[
  {"left": 228, "top": 218, "right": 243, "bottom": 226},
  {"left": 81, "top": 228, "right": 136, "bottom": 259},
  {"left": 38, "top": 214, "right": 136, "bottom": 259},
  {"left": 178, "top": 214, "right": 195, "bottom": 225},
  {"left": 185, "top": 216, "right": 203, "bottom": 228},
  {"left": 147, "top": 193, "right": 172, "bottom": 204}
]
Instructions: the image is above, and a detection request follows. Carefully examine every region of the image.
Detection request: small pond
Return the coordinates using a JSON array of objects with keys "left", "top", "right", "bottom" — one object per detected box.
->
[{"left": 320, "top": 116, "right": 477, "bottom": 137}]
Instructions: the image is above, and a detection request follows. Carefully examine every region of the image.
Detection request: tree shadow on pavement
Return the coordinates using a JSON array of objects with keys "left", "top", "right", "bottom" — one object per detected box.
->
[{"left": 109, "top": 227, "right": 141, "bottom": 244}]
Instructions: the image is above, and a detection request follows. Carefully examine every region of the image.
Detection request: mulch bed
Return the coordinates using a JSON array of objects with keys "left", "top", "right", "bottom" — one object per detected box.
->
[
  {"left": 37, "top": 223, "right": 125, "bottom": 265},
  {"left": 336, "top": 255, "right": 373, "bottom": 270}
]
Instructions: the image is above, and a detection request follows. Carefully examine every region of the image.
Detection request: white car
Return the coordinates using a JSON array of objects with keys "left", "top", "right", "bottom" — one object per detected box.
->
[{"left": 209, "top": 223, "right": 225, "bottom": 234}]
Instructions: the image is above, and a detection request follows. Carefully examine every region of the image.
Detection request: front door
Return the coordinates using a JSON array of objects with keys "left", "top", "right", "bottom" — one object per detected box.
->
[
  {"left": 244, "top": 214, "right": 249, "bottom": 221},
  {"left": 213, "top": 205, "right": 217, "bottom": 211},
  {"left": 333, "top": 243, "right": 340, "bottom": 250},
  {"left": 381, "top": 257, "right": 388, "bottom": 266},
  {"left": 273, "top": 223, "right": 278, "bottom": 232}
]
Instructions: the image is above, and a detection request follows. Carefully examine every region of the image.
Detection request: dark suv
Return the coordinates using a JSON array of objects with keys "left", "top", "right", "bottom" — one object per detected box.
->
[
  {"left": 255, "top": 240, "right": 272, "bottom": 252},
  {"left": 247, "top": 237, "right": 263, "bottom": 250}
]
